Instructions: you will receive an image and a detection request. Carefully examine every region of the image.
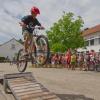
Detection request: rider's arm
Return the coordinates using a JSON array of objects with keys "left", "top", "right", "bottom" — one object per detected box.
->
[
  {"left": 19, "top": 22, "right": 27, "bottom": 27},
  {"left": 35, "top": 19, "right": 45, "bottom": 30},
  {"left": 19, "top": 16, "right": 29, "bottom": 28}
]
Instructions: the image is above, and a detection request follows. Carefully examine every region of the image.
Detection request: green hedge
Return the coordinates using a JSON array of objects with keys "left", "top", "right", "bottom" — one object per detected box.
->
[{"left": 0, "top": 57, "right": 6, "bottom": 62}]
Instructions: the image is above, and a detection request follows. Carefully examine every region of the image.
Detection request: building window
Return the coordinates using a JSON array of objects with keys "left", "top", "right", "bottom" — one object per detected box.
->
[
  {"left": 90, "top": 39, "right": 94, "bottom": 46},
  {"left": 11, "top": 44, "right": 15, "bottom": 50},
  {"left": 85, "top": 40, "right": 89, "bottom": 46}
]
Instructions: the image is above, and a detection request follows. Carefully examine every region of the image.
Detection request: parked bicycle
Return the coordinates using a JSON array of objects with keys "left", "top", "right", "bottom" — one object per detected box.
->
[
  {"left": 17, "top": 26, "right": 50, "bottom": 72},
  {"left": 88, "top": 58, "right": 100, "bottom": 72}
]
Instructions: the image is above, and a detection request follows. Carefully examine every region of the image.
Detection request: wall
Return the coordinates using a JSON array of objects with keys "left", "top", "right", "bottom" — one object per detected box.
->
[{"left": 0, "top": 39, "right": 23, "bottom": 60}]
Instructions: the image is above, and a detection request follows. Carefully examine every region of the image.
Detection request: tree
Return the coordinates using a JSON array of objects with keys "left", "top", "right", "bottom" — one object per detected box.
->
[
  {"left": 47, "top": 12, "right": 85, "bottom": 52},
  {"left": 18, "top": 39, "right": 24, "bottom": 44}
]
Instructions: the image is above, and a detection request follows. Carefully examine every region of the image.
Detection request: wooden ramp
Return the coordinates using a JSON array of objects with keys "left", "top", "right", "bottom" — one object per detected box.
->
[
  {"left": 4, "top": 72, "right": 60, "bottom": 100},
  {"left": 0, "top": 71, "right": 5, "bottom": 80}
]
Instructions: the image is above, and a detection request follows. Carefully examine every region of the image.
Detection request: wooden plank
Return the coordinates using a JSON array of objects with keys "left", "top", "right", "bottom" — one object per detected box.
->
[
  {"left": 20, "top": 92, "right": 52, "bottom": 99},
  {"left": 41, "top": 94, "right": 58, "bottom": 100},
  {"left": 14, "top": 86, "right": 44, "bottom": 93},
  {"left": 9, "top": 77, "right": 34, "bottom": 81},
  {"left": 10, "top": 82, "right": 39, "bottom": 88},
  {"left": 8, "top": 81, "right": 35, "bottom": 85},
  {"left": 22, "top": 97, "right": 42, "bottom": 100},
  {"left": 17, "top": 89, "right": 46, "bottom": 95},
  {"left": 8, "top": 78, "right": 36, "bottom": 85},
  {"left": 9, "top": 80, "right": 31, "bottom": 83},
  {"left": 9, "top": 82, "right": 32, "bottom": 85},
  {"left": 17, "top": 91, "right": 49, "bottom": 96},
  {"left": 20, "top": 92, "right": 58, "bottom": 100},
  {"left": 9, "top": 80, "right": 32, "bottom": 83},
  {"left": 8, "top": 78, "right": 36, "bottom": 83},
  {"left": 16, "top": 87, "right": 48, "bottom": 96},
  {"left": 9, "top": 76, "right": 35, "bottom": 80},
  {"left": 12, "top": 84, "right": 40, "bottom": 90},
  {"left": 4, "top": 72, "right": 33, "bottom": 79}
]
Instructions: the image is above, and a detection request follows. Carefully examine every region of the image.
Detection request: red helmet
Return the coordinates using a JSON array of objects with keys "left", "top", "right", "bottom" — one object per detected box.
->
[{"left": 31, "top": 6, "right": 40, "bottom": 15}]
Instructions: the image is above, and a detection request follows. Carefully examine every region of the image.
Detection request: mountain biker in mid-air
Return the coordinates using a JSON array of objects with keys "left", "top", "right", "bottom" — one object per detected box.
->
[{"left": 19, "top": 6, "right": 45, "bottom": 55}]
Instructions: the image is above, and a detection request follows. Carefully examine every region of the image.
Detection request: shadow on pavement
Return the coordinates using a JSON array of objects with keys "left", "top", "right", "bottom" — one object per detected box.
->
[{"left": 56, "top": 93, "right": 94, "bottom": 100}]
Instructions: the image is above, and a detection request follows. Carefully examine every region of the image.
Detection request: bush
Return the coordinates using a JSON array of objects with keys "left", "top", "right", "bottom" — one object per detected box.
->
[{"left": 0, "top": 57, "right": 6, "bottom": 62}]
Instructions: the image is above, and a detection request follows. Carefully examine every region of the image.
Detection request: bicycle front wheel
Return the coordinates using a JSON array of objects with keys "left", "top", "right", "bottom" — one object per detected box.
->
[
  {"left": 35, "top": 35, "right": 50, "bottom": 65},
  {"left": 17, "top": 49, "right": 27, "bottom": 72}
]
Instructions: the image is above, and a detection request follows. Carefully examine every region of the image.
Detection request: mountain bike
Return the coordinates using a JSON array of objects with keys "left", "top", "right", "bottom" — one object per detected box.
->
[
  {"left": 17, "top": 27, "right": 50, "bottom": 72},
  {"left": 88, "top": 61, "right": 95, "bottom": 71}
]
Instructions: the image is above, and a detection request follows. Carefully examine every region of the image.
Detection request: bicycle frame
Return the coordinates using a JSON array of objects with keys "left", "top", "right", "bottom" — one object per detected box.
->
[
  {"left": 28, "top": 33, "right": 37, "bottom": 54},
  {"left": 28, "top": 27, "right": 41, "bottom": 56}
]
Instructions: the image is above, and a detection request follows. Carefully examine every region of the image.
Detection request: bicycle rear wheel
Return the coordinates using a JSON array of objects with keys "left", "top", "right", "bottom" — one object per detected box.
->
[
  {"left": 35, "top": 35, "right": 50, "bottom": 65},
  {"left": 17, "top": 49, "right": 27, "bottom": 72}
]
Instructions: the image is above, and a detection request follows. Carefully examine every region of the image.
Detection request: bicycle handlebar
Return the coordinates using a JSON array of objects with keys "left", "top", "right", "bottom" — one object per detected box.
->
[
  {"left": 19, "top": 22, "right": 45, "bottom": 30},
  {"left": 27, "top": 26, "right": 45, "bottom": 30}
]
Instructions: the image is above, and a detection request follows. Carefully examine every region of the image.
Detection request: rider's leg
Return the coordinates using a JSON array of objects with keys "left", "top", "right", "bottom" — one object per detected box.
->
[
  {"left": 23, "top": 32, "right": 30, "bottom": 54},
  {"left": 27, "top": 35, "right": 33, "bottom": 54}
]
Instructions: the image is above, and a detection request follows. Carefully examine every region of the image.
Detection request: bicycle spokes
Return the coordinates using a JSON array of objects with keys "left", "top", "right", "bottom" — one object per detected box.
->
[
  {"left": 17, "top": 49, "right": 27, "bottom": 72},
  {"left": 35, "top": 36, "right": 50, "bottom": 65}
]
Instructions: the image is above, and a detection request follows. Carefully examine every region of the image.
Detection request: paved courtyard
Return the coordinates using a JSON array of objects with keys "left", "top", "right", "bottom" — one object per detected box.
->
[{"left": 0, "top": 63, "right": 100, "bottom": 100}]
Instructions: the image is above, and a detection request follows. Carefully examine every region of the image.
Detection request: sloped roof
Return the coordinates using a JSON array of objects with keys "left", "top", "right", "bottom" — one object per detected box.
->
[
  {"left": 0, "top": 38, "right": 23, "bottom": 47},
  {"left": 83, "top": 24, "right": 100, "bottom": 36}
]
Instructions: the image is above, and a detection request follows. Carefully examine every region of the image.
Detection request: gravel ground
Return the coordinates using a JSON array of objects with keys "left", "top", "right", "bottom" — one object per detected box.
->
[{"left": 0, "top": 63, "right": 100, "bottom": 100}]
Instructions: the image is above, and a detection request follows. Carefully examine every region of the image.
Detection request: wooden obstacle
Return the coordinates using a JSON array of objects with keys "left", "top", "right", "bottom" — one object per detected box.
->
[{"left": 4, "top": 72, "right": 60, "bottom": 100}]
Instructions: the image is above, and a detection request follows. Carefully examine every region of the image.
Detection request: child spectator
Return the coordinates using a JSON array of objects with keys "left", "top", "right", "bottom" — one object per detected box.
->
[{"left": 71, "top": 52, "right": 77, "bottom": 70}]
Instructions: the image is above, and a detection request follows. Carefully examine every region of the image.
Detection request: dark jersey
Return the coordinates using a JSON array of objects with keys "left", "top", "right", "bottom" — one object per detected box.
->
[{"left": 21, "top": 15, "right": 41, "bottom": 33}]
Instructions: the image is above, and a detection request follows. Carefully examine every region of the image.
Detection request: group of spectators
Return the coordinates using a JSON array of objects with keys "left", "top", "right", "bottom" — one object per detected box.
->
[{"left": 47, "top": 49, "right": 100, "bottom": 71}]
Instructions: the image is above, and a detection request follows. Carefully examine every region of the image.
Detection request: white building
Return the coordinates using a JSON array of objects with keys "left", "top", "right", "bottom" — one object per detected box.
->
[
  {"left": 78, "top": 24, "right": 100, "bottom": 52},
  {"left": 0, "top": 38, "right": 24, "bottom": 60}
]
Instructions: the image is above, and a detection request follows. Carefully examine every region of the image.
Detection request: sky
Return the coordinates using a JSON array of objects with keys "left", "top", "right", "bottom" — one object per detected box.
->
[{"left": 0, "top": 0, "right": 100, "bottom": 44}]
